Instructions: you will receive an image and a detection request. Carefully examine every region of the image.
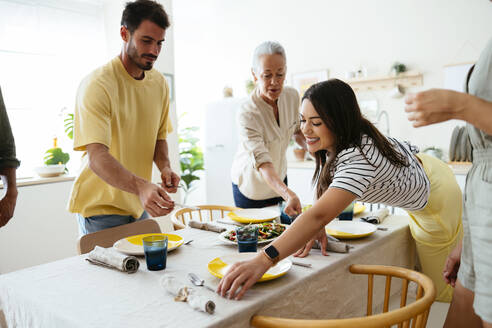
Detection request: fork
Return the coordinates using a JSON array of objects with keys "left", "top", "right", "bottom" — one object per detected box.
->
[{"left": 188, "top": 273, "right": 216, "bottom": 292}]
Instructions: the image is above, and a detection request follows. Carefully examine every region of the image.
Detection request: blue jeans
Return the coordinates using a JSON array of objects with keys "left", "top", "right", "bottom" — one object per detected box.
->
[
  {"left": 232, "top": 178, "right": 292, "bottom": 224},
  {"left": 76, "top": 211, "right": 149, "bottom": 236}
]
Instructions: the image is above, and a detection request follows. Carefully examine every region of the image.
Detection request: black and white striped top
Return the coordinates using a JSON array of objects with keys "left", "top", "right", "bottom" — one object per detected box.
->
[{"left": 329, "top": 135, "right": 430, "bottom": 211}]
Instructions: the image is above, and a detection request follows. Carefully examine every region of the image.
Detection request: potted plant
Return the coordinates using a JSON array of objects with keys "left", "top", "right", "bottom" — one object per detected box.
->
[
  {"left": 179, "top": 126, "right": 204, "bottom": 203},
  {"left": 35, "top": 138, "right": 70, "bottom": 177},
  {"left": 391, "top": 62, "right": 407, "bottom": 76}
]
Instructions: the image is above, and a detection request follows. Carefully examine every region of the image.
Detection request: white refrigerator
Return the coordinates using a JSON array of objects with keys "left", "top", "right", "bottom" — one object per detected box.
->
[{"left": 204, "top": 97, "right": 246, "bottom": 206}]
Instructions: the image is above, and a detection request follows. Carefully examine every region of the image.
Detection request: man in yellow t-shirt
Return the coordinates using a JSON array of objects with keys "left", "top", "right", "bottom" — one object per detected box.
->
[{"left": 68, "top": 0, "right": 180, "bottom": 235}]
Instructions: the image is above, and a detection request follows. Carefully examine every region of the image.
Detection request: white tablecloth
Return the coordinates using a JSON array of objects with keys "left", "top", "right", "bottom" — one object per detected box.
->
[{"left": 0, "top": 215, "right": 415, "bottom": 328}]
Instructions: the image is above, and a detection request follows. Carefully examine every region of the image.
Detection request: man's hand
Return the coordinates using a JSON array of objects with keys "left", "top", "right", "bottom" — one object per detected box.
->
[
  {"left": 0, "top": 190, "right": 18, "bottom": 228},
  {"left": 160, "top": 167, "right": 180, "bottom": 193},
  {"left": 136, "top": 181, "right": 174, "bottom": 217},
  {"left": 293, "top": 227, "right": 329, "bottom": 258}
]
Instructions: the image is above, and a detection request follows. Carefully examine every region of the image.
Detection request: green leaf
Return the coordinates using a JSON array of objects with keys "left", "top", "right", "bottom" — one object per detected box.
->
[{"left": 44, "top": 147, "right": 70, "bottom": 165}]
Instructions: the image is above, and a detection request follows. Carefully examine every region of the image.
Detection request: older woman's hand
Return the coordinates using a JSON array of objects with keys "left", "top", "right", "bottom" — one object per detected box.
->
[
  {"left": 293, "top": 227, "right": 328, "bottom": 258},
  {"left": 217, "top": 253, "right": 272, "bottom": 300},
  {"left": 284, "top": 193, "right": 302, "bottom": 217}
]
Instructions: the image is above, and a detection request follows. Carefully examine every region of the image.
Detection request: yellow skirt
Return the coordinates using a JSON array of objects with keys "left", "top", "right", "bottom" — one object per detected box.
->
[{"left": 407, "top": 153, "right": 463, "bottom": 302}]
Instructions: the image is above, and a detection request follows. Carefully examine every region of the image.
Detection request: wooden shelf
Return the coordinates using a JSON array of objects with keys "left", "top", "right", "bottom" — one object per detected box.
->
[{"left": 345, "top": 71, "right": 423, "bottom": 92}]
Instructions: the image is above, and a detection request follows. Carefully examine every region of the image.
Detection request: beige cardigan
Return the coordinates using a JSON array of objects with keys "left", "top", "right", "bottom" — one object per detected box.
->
[{"left": 231, "top": 86, "right": 300, "bottom": 200}]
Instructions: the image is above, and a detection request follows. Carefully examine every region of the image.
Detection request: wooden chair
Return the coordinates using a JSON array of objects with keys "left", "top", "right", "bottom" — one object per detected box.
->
[
  {"left": 173, "top": 205, "right": 240, "bottom": 230},
  {"left": 251, "top": 264, "right": 436, "bottom": 328},
  {"left": 77, "top": 219, "right": 161, "bottom": 255}
]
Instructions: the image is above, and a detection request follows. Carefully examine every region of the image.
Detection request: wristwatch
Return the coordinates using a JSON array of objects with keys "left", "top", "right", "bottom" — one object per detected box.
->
[{"left": 262, "top": 245, "right": 280, "bottom": 265}]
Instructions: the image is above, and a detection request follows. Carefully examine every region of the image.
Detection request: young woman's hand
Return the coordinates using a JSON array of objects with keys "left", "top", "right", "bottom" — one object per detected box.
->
[
  {"left": 443, "top": 241, "right": 462, "bottom": 287},
  {"left": 293, "top": 227, "right": 329, "bottom": 258},
  {"left": 217, "top": 253, "right": 272, "bottom": 300}
]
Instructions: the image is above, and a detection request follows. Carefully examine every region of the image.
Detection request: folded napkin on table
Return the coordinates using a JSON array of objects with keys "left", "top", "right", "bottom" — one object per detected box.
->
[
  {"left": 160, "top": 276, "right": 215, "bottom": 314},
  {"left": 86, "top": 246, "right": 140, "bottom": 273},
  {"left": 360, "top": 208, "right": 389, "bottom": 225},
  {"left": 188, "top": 220, "right": 226, "bottom": 233},
  {"left": 313, "top": 239, "right": 350, "bottom": 253}
]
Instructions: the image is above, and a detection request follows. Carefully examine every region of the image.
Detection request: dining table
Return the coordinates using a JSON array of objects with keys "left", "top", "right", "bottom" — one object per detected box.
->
[{"left": 0, "top": 215, "right": 416, "bottom": 328}]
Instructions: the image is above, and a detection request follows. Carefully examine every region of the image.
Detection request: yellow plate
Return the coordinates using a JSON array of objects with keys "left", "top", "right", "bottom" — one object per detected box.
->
[
  {"left": 325, "top": 221, "right": 376, "bottom": 239},
  {"left": 208, "top": 253, "right": 292, "bottom": 282},
  {"left": 302, "top": 203, "right": 366, "bottom": 215},
  {"left": 227, "top": 208, "right": 279, "bottom": 224},
  {"left": 113, "top": 233, "right": 184, "bottom": 256},
  {"left": 354, "top": 203, "right": 366, "bottom": 215}
]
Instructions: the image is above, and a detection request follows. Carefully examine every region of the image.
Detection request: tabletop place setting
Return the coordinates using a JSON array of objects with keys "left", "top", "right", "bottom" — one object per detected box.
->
[{"left": 0, "top": 201, "right": 404, "bottom": 328}]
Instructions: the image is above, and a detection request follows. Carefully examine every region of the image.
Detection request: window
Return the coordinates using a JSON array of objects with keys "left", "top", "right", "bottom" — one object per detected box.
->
[{"left": 0, "top": 0, "right": 107, "bottom": 177}]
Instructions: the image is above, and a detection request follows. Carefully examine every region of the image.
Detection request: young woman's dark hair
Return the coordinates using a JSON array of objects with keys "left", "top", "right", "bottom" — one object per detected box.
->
[
  {"left": 302, "top": 79, "right": 409, "bottom": 199},
  {"left": 121, "top": 0, "right": 170, "bottom": 33}
]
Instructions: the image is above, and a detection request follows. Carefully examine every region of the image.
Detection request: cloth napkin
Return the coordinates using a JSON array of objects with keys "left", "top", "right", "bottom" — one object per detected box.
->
[
  {"left": 313, "top": 240, "right": 350, "bottom": 253},
  {"left": 87, "top": 246, "right": 140, "bottom": 273},
  {"left": 188, "top": 220, "right": 226, "bottom": 233},
  {"left": 160, "top": 276, "right": 215, "bottom": 314},
  {"left": 360, "top": 208, "right": 389, "bottom": 225}
]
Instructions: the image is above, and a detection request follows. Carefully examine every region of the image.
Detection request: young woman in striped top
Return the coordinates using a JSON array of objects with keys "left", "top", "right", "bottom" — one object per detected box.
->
[{"left": 218, "top": 79, "right": 462, "bottom": 302}]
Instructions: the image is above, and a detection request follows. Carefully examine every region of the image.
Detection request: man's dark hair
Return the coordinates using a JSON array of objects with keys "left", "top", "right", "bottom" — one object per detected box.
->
[{"left": 121, "top": 0, "right": 170, "bottom": 33}]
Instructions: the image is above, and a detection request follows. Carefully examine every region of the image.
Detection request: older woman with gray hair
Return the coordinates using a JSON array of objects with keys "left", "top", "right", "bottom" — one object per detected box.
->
[{"left": 231, "top": 41, "right": 306, "bottom": 221}]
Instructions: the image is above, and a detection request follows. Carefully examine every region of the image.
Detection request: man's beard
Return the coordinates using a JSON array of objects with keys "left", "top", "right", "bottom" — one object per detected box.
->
[{"left": 128, "top": 40, "right": 155, "bottom": 71}]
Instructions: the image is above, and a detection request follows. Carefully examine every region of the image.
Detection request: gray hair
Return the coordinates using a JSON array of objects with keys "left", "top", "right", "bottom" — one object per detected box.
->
[{"left": 252, "top": 41, "right": 286, "bottom": 73}]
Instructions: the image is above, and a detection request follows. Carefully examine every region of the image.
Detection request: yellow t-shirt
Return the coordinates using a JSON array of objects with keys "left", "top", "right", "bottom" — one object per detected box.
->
[{"left": 68, "top": 56, "right": 172, "bottom": 218}]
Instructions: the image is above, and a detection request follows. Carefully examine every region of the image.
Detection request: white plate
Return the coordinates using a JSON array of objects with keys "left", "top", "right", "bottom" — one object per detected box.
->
[
  {"left": 325, "top": 220, "right": 377, "bottom": 239},
  {"left": 218, "top": 223, "right": 288, "bottom": 245},
  {"left": 227, "top": 208, "right": 280, "bottom": 224},
  {"left": 113, "top": 233, "right": 184, "bottom": 256}
]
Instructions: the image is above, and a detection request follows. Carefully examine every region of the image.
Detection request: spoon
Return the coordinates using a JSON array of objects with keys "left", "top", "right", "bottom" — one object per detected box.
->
[{"left": 188, "top": 273, "right": 215, "bottom": 292}]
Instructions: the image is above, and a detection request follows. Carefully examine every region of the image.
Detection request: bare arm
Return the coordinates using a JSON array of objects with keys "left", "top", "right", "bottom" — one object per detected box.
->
[
  {"left": 153, "top": 139, "right": 180, "bottom": 193},
  {"left": 0, "top": 167, "right": 18, "bottom": 227},
  {"left": 218, "top": 187, "right": 356, "bottom": 299},
  {"left": 405, "top": 89, "right": 492, "bottom": 135},
  {"left": 258, "top": 162, "right": 301, "bottom": 217},
  {"left": 86, "top": 143, "right": 174, "bottom": 217}
]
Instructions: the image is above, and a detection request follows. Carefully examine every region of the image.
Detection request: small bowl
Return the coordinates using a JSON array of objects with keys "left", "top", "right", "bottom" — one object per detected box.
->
[{"left": 34, "top": 164, "right": 65, "bottom": 178}]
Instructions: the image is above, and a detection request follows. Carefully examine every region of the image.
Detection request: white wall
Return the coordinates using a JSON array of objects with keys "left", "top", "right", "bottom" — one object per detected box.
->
[
  {"left": 0, "top": 182, "right": 78, "bottom": 274},
  {"left": 173, "top": 0, "right": 492, "bottom": 154},
  {"left": 0, "top": 0, "right": 179, "bottom": 274}
]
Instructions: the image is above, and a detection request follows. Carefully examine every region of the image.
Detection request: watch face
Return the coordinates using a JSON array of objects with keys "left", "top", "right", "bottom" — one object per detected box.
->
[{"left": 265, "top": 245, "right": 279, "bottom": 259}]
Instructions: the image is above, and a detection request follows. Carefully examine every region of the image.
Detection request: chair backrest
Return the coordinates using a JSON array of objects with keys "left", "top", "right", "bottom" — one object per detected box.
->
[
  {"left": 77, "top": 219, "right": 161, "bottom": 255},
  {"left": 251, "top": 264, "right": 436, "bottom": 328},
  {"left": 173, "top": 205, "right": 240, "bottom": 230}
]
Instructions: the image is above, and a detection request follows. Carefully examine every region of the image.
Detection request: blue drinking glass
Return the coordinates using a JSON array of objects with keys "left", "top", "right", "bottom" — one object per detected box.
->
[
  {"left": 142, "top": 235, "right": 168, "bottom": 271},
  {"left": 338, "top": 202, "right": 355, "bottom": 221},
  {"left": 236, "top": 226, "right": 258, "bottom": 253}
]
